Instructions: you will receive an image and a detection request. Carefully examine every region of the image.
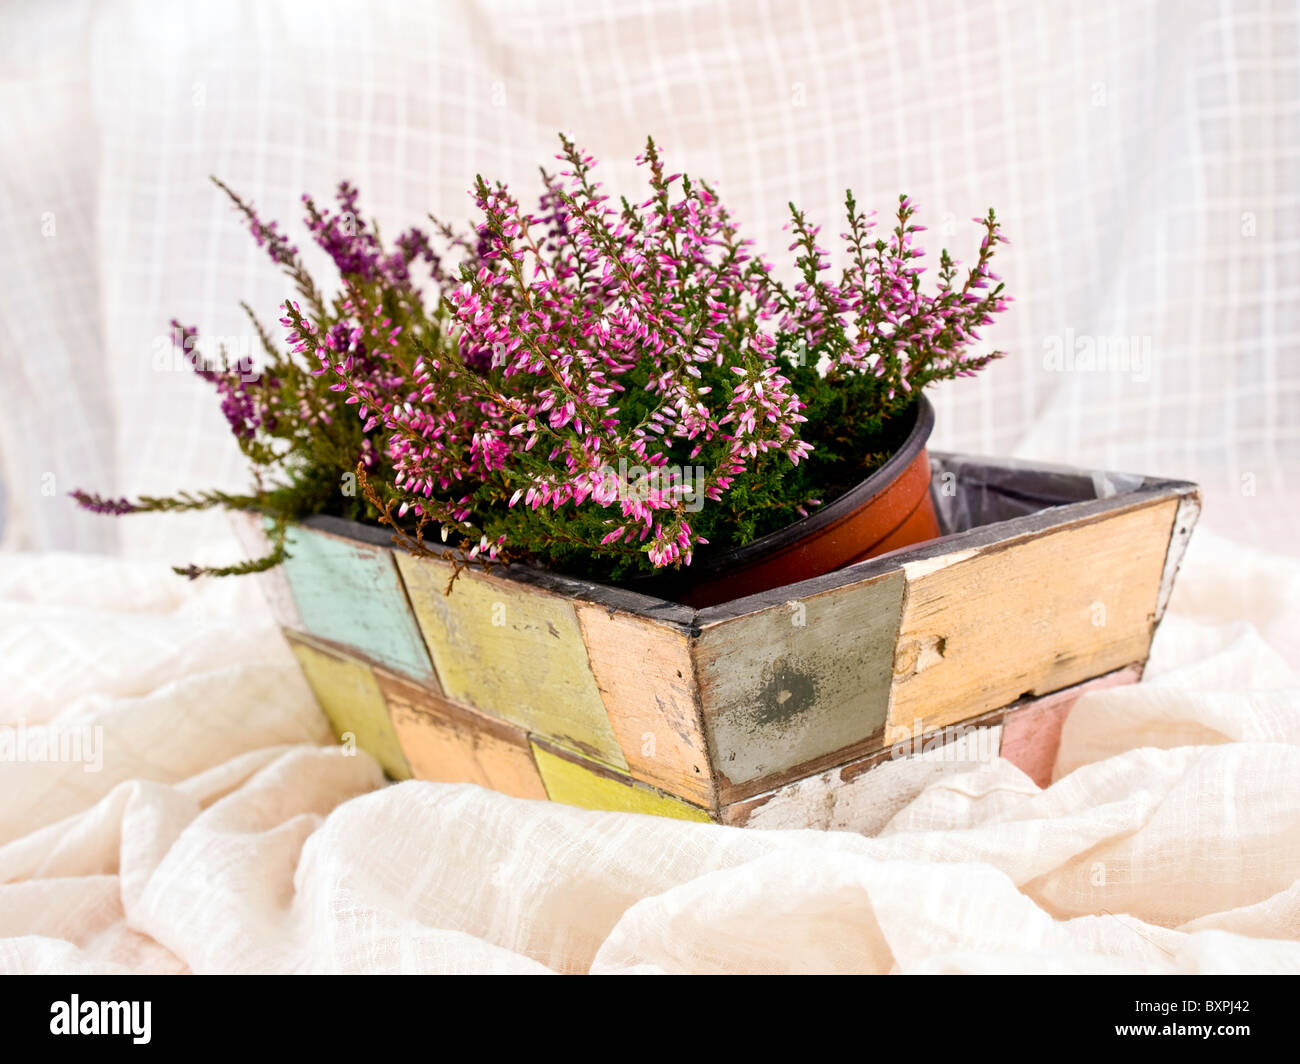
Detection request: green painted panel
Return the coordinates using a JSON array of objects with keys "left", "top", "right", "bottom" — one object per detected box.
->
[{"left": 280, "top": 524, "right": 435, "bottom": 682}]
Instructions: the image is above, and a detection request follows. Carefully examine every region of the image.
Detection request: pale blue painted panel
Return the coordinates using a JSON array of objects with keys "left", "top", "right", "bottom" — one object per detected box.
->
[{"left": 280, "top": 523, "right": 436, "bottom": 683}]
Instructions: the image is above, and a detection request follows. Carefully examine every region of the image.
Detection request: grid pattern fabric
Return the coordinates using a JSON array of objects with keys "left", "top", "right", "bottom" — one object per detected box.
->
[{"left": 1, "top": 0, "right": 1296, "bottom": 556}]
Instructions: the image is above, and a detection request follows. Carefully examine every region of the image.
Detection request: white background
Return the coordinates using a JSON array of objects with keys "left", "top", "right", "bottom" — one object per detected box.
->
[{"left": 2, "top": 0, "right": 1296, "bottom": 559}]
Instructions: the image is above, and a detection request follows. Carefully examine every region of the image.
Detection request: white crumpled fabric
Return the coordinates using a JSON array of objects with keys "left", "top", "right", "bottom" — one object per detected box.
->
[
  {"left": 1, "top": 526, "right": 1297, "bottom": 974},
  {"left": 2, "top": 0, "right": 1298, "bottom": 973}
]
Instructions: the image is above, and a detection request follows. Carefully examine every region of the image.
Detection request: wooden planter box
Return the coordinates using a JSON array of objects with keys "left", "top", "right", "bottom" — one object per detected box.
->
[{"left": 233, "top": 454, "right": 1200, "bottom": 829}]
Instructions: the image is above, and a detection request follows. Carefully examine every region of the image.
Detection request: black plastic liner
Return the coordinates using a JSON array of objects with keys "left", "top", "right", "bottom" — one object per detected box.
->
[{"left": 929, "top": 453, "right": 1147, "bottom": 535}]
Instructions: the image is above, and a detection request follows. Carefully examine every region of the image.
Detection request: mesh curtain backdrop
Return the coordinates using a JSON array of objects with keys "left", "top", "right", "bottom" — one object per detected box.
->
[{"left": 1, "top": 0, "right": 1295, "bottom": 559}]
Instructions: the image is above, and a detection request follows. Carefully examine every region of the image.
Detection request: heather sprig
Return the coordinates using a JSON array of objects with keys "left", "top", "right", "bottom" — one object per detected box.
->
[{"left": 72, "top": 135, "right": 1011, "bottom": 584}]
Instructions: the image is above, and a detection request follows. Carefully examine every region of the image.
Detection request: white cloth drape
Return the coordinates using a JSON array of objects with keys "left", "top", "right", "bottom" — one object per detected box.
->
[{"left": 1, "top": 527, "right": 1297, "bottom": 974}]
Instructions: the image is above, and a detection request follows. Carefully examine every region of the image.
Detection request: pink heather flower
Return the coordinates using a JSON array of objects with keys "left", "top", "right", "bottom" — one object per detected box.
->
[{"left": 100, "top": 140, "right": 1006, "bottom": 577}]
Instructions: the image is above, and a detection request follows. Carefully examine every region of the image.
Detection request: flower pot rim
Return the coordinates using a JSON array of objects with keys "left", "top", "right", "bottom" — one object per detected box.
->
[
  {"left": 274, "top": 396, "right": 935, "bottom": 609},
  {"left": 626, "top": 393, "right": 936, "bottom": 586}
]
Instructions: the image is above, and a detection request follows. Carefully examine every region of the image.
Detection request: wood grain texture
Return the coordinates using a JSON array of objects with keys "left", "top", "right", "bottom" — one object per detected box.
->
[
  {"left": 228, "top": 512, "right": 303, "bottom": 630},
  {"left": 530, "top": 741, "right": 714, "bottom": 821},
  {"left": 997, "top": 663, "right": 1142, "bottom": 787},
  {"left": 721, "top": 722, "right": 1004, "bottom": 832},
  {"left": 375, "top": 670, "right": 547, "bottom": 799},
  {"left": 693, "top": 481, "right": 1190, "bottom": 623},
  {"left": 395, "top": 554, "right": 627, "bottom": 768},
  {"left": 694, "top": 568, "right": 906, "bottom": 799},
  {"left": 883, "top": 498, "right": 1178, "bottom": 745},
  {"left": 280, "top": 524, "right": 436, "bottom": 682},
  {"left": 574, "top": 604, "right": 713, "bottom": 806},
  {"left": 285, "top": 631, "right": 411, "bottom": 780}
]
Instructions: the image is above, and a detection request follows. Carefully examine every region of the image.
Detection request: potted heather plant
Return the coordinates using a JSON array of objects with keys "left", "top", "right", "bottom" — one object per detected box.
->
[
  {"left": 74, "top": 135, "right": 1010, "bottom": 607},
  {"left": 63, "top": 134, "right": 1205, "bottom": 830}
]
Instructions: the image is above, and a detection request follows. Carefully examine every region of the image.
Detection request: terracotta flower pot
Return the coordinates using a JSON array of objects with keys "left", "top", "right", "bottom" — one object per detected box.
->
[{"left": 627, "top": 395, "right": 942, "bottom": 607}]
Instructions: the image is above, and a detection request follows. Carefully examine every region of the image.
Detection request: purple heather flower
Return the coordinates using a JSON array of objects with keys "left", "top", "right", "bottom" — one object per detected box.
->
[
  {"left": 69, "top": 490, "right": 138, "bottom": 515},
  {"left": 100, "top": 141, "right": 1009, "bottom": 573}
]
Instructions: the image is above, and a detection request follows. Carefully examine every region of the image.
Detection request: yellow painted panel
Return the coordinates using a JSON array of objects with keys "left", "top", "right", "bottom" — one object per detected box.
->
[
  {"left": 885, "top": 498, "right": 1177, "bottom": 743},
  {"left": 287, "top": 634, "right": 411, "bottom": 780},
  {"left": 531, "top": 743, "right": 713, "bottom": 822},
  {"left": 395, "top": 554, "right": 626, "bottom": 767}
]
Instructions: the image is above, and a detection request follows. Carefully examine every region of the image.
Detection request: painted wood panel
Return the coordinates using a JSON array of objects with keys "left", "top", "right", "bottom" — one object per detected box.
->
[
  {"left": 997, "top": 663, "right": 1142, "bottom": 787},
  {"left": 395, "top": 554, "right": 627, "bottom": 768},
  {"left": 574, "top": 604, "right": 713, "bottom": 807},
  {"left": 268, "top": 470, "right": 1197, "bottom": 830},
  {"left": 530, "top": 741, "right": 714, "bottom": 822},
  {"left": 286, "top": 631, "right": 411, "bottom": 780},
  {"left": 280, "top": 525, "right": 436, "bottom": 683},
  {"left": 884, "top": 498, "right": 1178, "bottom": 745},
  {"left": 375, "top": 670, "right": 547, "bottom": 800},
  {"left": 694, "top": 568, "right": 906, "bottom": 799},
  {"left": 721, "top": 723, "right": 1004, "bottom": 833}
]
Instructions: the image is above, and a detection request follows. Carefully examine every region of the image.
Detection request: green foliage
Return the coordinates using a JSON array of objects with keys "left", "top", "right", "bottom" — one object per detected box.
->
[{"left": 73, "top": 141, "right": 1009, "bottom": 587}]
